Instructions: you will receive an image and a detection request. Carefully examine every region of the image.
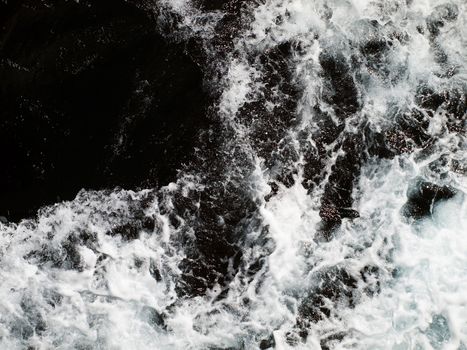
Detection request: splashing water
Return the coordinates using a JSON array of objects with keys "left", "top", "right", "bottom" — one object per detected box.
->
[{"left": 1, "top": 0, "right": 466, "bottom": 349}]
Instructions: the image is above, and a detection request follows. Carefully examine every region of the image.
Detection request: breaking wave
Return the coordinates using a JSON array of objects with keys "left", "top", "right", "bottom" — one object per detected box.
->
[{"left": 1, "top": 0, "right": 466, "bottom": 349}]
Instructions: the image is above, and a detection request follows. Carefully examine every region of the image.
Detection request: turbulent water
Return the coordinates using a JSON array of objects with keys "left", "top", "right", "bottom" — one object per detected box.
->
[{"left": 1, "top": 0, "right": 466, "bottom": 349}]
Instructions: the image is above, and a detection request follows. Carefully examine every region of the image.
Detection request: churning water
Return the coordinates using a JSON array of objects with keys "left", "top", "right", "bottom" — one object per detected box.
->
[{"left": 0, "top": 0, "right": 466, "bottom": 349}]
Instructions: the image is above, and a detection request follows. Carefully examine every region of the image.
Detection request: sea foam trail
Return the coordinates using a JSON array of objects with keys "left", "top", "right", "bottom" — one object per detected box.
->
[{"left": 0, "top": 0, "right": 466, "bottom": 349}]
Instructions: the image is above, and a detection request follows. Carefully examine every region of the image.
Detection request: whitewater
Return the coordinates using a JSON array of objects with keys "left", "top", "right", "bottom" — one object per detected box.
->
[{"left": 0, "top": 0, "right": 466, "bottom": 349}]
